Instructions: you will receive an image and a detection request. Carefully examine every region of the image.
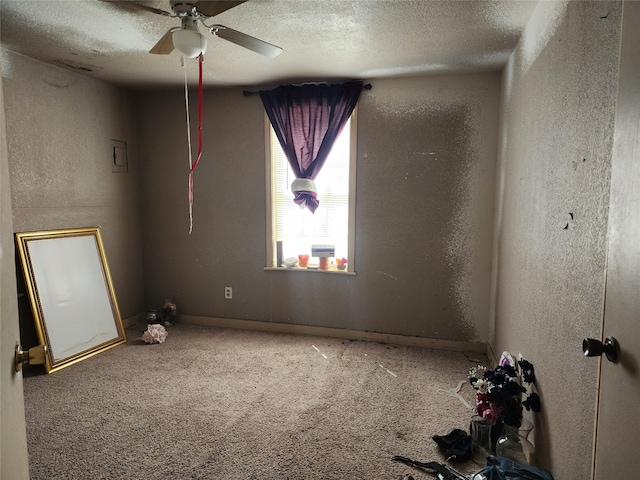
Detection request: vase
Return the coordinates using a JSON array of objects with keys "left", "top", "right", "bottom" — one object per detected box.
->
[
  {"left": 495, "top": 419, "right": 536, "bottom": 465},
  {"left": 470, "top": 415, "right": 493, "bottom": 465},
  {"left": 145, "top": 310, "right": 161, "bottom": 324}
]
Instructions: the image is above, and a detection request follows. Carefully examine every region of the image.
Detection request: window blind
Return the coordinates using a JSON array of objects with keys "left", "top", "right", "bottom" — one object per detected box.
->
[{"left": 272, "top": 118, "right": 351, "bottom": 261}]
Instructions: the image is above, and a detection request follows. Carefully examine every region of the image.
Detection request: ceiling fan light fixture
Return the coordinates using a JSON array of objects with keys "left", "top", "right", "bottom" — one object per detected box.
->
[{"left": 172, "top": 28, "right": 207, "bottom": 58}]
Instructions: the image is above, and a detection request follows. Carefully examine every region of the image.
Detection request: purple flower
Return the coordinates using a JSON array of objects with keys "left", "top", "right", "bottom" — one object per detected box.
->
[
  {"left": 523, "top": 392, "right": 541, "bottom": 412},
  {"left": 518, "top": 359, "right": 537, "bottom": 384}
]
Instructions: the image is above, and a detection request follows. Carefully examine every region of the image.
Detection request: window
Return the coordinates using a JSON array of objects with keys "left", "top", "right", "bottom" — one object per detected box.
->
[{"left": 266, "top": 110, "right": 357, "bottom": 272}]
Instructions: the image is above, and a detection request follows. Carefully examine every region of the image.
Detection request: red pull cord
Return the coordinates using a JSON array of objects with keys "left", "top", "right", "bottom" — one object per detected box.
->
[
  {"left": 188, "top": 54, "right": 203, "bottom": 232},
  {"left": 191, "top": 53, "right": 203, "bottom": 174}
]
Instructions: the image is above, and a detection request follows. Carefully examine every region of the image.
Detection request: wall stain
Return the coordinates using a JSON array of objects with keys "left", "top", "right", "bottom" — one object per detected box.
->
[{"left": 355, "top": 98, "right": 480, "bottom": 341}]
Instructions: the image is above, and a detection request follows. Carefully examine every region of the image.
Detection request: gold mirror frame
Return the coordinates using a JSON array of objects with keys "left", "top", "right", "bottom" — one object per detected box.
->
[{"left": 15, "top": 227, "right": 126, "bottom": 373}]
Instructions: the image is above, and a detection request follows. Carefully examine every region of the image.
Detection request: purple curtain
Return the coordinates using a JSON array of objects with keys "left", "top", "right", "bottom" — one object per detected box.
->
[{"left": 260, "top": 81, "right": 363, "bottom": 213}]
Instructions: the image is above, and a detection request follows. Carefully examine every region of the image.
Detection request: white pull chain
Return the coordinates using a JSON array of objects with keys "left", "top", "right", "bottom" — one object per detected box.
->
[{"left": 182, "top": 55, "right": 194, "bottom": 233}]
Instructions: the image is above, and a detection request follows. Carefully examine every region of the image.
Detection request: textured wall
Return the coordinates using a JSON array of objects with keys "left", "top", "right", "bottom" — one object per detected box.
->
[
  {"left": 352, "top": 75, "right": 499, "bottom": 341},
  {"left": 0, "top": 50, "right": 30, "bottom": 480},
  {"left": 492, "top": 1, "right": 622, "bottom": 478},
  {"left": 137, "top": 73, "right": 499, "bottom": 342},
  {"left": 2, "top": 52, "right": 145, "bottom": 320}
]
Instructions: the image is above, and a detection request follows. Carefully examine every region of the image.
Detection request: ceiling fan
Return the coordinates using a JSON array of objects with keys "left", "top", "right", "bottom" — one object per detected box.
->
[{"left": 106, "top": 1, "right": 283, "bottom": 59}]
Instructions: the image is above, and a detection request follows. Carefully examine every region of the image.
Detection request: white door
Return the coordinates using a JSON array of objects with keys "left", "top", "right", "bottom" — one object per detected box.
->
[
  {"left": 593, "top": 2, "right": 640, "bottom": 478},
  {"left": 1, "top": 54, "right": 30, "bottom": 479}
]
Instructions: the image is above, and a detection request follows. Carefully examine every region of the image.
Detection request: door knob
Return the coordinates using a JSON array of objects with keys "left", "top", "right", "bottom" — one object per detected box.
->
[
  {"left": 14, "top": 343, "right": 47, "bottom": 373},
  {"left": 583, "top": 337, "right": 618, "bottom": 363}
]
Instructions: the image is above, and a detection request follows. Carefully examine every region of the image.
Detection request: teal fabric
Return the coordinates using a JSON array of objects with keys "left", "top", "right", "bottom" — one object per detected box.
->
[{"left": 482, "top": 456, "right": 555, "bottom": 480}]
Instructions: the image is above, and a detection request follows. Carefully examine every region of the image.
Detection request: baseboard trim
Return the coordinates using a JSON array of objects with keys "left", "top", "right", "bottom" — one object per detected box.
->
[
  {"left": 122, "top": 312, "right": 144, "bottom": 329},
  {"left": 179, "top": 315, "right": 488, "bottom": 355}
]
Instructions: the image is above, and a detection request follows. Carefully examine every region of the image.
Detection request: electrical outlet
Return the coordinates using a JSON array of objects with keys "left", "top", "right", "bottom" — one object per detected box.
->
[{"left": 224, "top": 287, "right": 233, "bottom": 299}]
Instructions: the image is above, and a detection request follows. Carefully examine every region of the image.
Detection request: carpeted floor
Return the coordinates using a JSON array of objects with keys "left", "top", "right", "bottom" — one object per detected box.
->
[{"left": 23, "top": 323, "right": 486, "bottom": 479}]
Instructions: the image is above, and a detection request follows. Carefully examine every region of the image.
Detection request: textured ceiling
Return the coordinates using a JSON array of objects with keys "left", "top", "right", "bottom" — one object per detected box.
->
[{"left": 0, "top": 0, "right": 538, "bottom": 89}]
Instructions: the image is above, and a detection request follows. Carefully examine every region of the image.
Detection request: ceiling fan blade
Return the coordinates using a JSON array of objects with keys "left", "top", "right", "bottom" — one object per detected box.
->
[
  {"left": 100, "top": 0, "right": 172, "bottom": 17},
  {"left": 211, "top": 25, "right": 282, "bottom": 58},
  {"left": 150, "top": 29, "right": 177, "bottom": 54},
  {"left": 195, "top": 1, "right": 247, "bottom": 17}
]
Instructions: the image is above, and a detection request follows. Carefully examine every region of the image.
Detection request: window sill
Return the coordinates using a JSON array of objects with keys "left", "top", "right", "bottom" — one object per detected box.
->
[{"left": 264, "top": 266, "right": 355, "bottom": 275}]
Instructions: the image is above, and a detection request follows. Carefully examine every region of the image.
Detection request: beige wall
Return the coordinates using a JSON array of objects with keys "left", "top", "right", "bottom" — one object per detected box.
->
[
  {"left": 2, "top": 52, "right": 145, "bottom": 321},
  {"left": 5, "top": 4, "right": 627, "bottom": 475},
  {"left": 0, "top": 49, "right": 30, "bottom": 480},
  {"left": 492, "top": 1, "right": 622, "bottom": 478},
  {"left": 137, "top": 73, "right": 500, "bottom": 343}
]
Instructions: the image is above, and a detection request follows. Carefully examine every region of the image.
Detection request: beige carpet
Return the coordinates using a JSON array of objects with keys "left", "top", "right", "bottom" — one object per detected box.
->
[{"left": 23, "top": 324, "right": 486, "bottom": 479}]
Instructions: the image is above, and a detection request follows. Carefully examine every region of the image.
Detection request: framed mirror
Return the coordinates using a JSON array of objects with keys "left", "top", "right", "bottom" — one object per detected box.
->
[{"left": 15, "top": 227, "right": 126, "bottom": 373}]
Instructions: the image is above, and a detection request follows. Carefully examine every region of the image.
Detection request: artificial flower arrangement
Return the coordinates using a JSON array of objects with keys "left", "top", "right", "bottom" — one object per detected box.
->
[
  {"left": 336, "top": 257, "right": 348, "bottom": 270},
  {"left": 469, "top": 353, "right": 541, "bottom": 428},
  {"left": 142, "top": 323, "right": 168, "bottom": 344}
]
